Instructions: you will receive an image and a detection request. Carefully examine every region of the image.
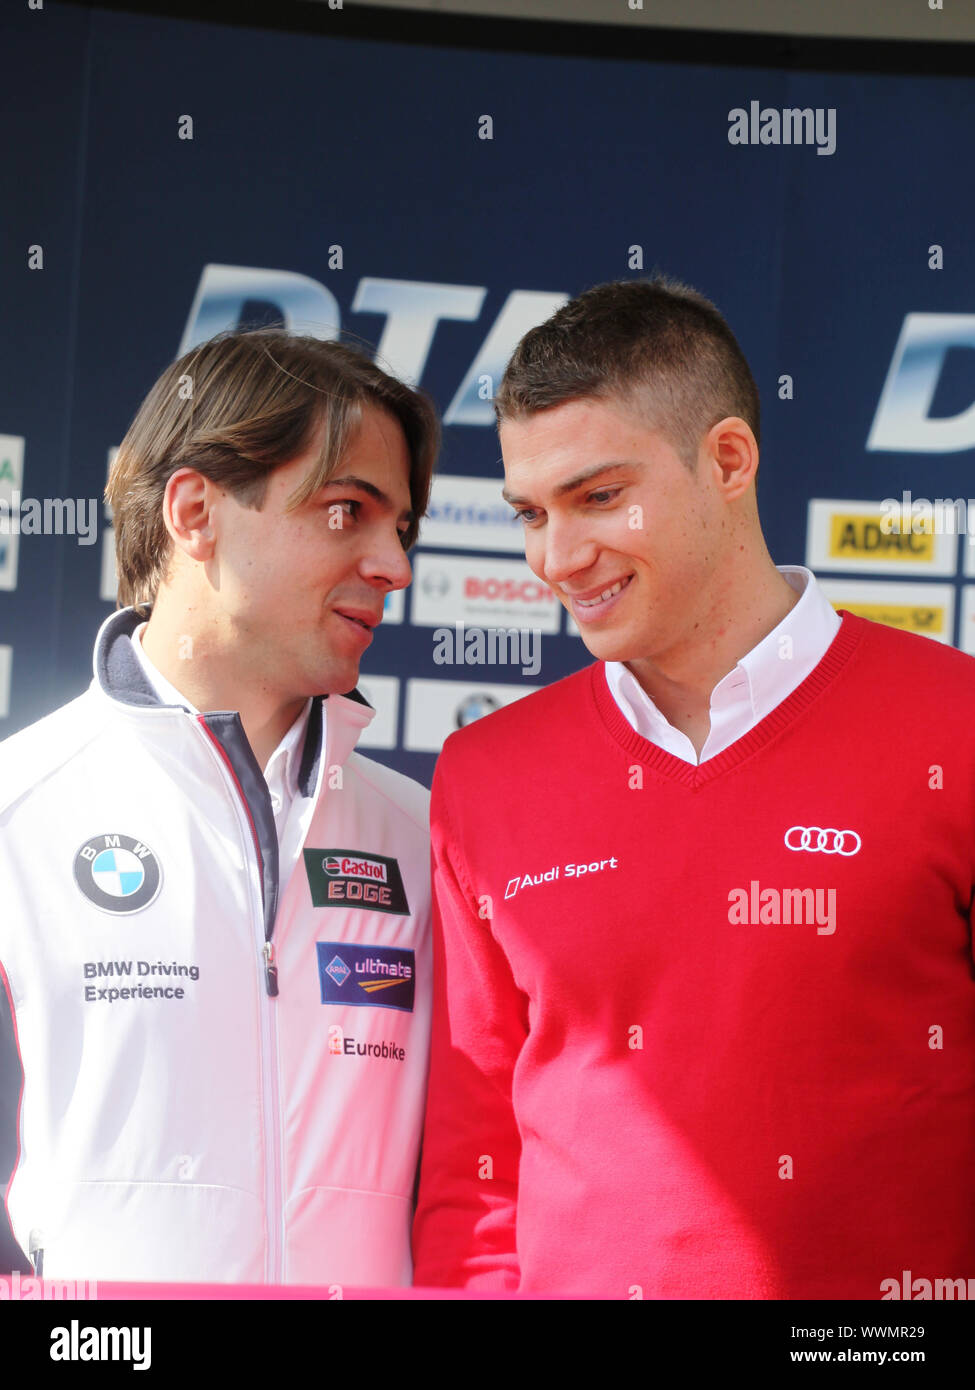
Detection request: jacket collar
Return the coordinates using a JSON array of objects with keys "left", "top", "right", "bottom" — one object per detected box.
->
[{"left": 92, "top": 606, "right": 375, "bottom": 793}]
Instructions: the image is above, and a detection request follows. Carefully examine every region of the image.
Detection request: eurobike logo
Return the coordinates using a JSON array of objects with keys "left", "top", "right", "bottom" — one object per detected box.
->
[
  {"left": 326, "top": 1024, "right": 406, "bottom": 1062},
  {"left": 784, "top": 826, "right": 861, "bottom": 856}
]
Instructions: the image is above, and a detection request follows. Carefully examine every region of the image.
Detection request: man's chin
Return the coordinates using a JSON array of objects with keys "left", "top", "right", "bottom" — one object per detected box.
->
[
  {"left": 576, "top": 629, "right": 640, "bottom": 665},
  {"left": 290, "top": 652, "right": 358, "bottom": 699},
  {"left": 321, "top": 660, "right": 363, "bottom": 698}
]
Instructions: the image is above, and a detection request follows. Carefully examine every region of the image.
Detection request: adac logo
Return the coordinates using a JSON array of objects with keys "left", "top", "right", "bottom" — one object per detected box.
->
[{"left": 73, "top": 833, "right": 162, "bottom": 915}]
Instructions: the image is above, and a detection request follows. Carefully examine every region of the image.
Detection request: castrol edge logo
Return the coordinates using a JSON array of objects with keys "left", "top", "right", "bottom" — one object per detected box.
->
[
  {"left": 324, "top": 854, "right": 388, "bottom": 883},
  {"left": 304, "top": 848, "right": 410, "bottom": 916}
]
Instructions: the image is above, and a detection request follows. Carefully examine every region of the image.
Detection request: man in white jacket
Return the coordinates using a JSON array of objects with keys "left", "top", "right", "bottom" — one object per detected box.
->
[{"left": 0, "top": 330, "right": 439, "bottom": 1287}]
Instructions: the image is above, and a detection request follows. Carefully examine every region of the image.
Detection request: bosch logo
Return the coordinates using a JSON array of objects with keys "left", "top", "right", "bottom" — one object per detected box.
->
[
  {"left": 323, "top": 855, "right": 387, "bottom": 883},
  {"left": 464, "top": 577, "right": 553, "bottom": 603},
  {"left": 784, "top": 827, "right": 861, "bottom": 856}
]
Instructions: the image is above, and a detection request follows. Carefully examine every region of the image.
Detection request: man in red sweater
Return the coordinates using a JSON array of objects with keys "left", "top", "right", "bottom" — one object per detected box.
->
[{"left": 411, "top": 277, "right": 975, "bottom": 1299}]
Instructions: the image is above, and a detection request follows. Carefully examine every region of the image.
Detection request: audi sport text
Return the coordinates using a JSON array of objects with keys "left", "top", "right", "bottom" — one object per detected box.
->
[{"left": 505, "top": 857, "right": 619, "bottom": 899}]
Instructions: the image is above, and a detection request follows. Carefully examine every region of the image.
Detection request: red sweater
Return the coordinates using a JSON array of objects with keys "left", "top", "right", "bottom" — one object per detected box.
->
[{"left": 412, "top": 614, "right": 975, "bottom": 1298}]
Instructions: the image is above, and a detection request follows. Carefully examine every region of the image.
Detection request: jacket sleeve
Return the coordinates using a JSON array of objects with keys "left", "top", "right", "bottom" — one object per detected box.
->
[
  {"left": 411, "top": 752, "right": 528, "bottom": 1290},
  {"left": 0, "top": 963, "right": 28, "bottom": 1274}
]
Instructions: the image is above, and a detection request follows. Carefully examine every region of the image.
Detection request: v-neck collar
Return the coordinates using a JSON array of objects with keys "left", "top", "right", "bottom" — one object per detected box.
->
[{"left": 588, "top": 611, "right": 866, "bottom": 788}]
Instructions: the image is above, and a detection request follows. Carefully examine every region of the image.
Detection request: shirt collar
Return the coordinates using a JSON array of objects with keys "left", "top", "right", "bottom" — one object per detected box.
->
[
  {"left": 131, "top": 622, "right": 198, "bottom": 712},
  {"left": 727, "top": 565, "right": 839, "bottom": 722},
  {"left": 607, "top": 565, "right": 840, "bottom": 732},
  {"left": 264, "top": 698, "right": 314, "bottom": 801}
]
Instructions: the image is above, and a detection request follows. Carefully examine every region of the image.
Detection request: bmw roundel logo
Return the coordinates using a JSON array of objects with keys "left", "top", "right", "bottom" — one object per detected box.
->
[
  {"left": 454, "top": 693, "right": 501, "bottom": 728},
  {"left": 73, "top": 834, "right": 162, "bottom": 915}
]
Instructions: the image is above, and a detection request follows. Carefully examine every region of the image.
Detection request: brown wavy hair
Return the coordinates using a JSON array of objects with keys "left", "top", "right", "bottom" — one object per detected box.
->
[{"left": 106, "top": 329, "right": 440, "bottom": 612}]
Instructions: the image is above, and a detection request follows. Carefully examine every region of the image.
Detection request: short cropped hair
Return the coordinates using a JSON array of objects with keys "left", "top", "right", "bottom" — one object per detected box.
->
[
  {"left": 106, "top": 329, "right": 440, "bottom": 611},
  {"left": 494, "top": 276, "right": 760, "bottom": 465}
]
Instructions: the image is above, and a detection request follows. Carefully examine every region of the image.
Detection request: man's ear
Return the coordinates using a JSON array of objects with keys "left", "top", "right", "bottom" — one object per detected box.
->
[
  {"left": 163, "top": 468, "right": 217, "bottom": 560},
  {"left": 703, "top": 417, "right": 758, "bottom": 499}
]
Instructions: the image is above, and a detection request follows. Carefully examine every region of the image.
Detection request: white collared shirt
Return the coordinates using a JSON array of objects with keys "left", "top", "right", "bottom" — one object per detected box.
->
[
  {"left": 130, "top": 623, "right": 313, "bottom": 849},
  {"left": 604, "top": 565, "right": 840, "bottom": 765}
]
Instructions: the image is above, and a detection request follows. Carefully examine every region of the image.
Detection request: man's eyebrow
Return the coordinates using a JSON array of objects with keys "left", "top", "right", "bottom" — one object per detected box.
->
[
  {"left": 501, "top": 460, "right": 637, "bottom": 506},
  {"left": 322, "top": 474, "right": 414, "bottom": 523}
]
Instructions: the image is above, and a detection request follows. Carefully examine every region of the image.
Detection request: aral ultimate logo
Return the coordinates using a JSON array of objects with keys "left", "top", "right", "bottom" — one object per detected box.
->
[
  {"left": 324, "top": 954, "right": 351, "bottom": 988},
  {"left": 316, "top": 942, "right": 415, "bottom": 1012},
  {"left": 74, "top": 834, "right": 162, "bottom": 915}
]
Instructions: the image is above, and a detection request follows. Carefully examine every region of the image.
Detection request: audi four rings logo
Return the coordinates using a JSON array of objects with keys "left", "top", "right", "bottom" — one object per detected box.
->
[{"left": 784, "top": 826, "right": 861, "bottom": 855}]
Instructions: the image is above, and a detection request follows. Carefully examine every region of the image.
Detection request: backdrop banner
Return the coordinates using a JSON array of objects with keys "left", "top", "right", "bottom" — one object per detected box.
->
[{"left": 3, "top": 5, "right": 975, "bottom": 785}]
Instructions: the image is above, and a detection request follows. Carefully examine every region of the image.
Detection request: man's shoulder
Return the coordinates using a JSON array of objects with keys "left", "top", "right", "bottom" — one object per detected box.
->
[
  {"left": 845, "top": 612, "right": 975, "bottom": 687},
  {"left": 829, "top": 613, "right": 975, "bottom": 745},
  {"left": 344, "top": 749, "right": 431, "bottom": 836},
  {"left": 439, "top": 664, "right": 597, "bottom": 768},
  {"left": 0, "top": 688, "right": 107, "bottom": 819}
]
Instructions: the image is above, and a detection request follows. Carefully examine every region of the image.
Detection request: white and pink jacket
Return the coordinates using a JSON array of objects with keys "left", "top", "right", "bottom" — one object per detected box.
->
[{"left": 0, "top": 607, "right": 431, "bottom": 1286}]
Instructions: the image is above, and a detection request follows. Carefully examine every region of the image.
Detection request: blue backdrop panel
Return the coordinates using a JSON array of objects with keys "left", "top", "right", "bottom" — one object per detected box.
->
[{"left": 2, "top": 3, "right": 974, "bottom": 786}]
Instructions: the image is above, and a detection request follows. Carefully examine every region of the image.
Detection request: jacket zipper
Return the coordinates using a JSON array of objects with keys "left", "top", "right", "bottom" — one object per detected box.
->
[{"left": 195, "top": 718, "right": 284, "bottom": 1284}]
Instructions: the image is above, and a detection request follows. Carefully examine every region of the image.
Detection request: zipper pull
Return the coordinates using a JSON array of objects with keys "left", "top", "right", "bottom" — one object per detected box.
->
[
  {"left": 28, "top": 1229, "right": 44, "bottom": 1277},
  {"left": 262, "top": 941, "right": 279, "bottom": 998}
]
